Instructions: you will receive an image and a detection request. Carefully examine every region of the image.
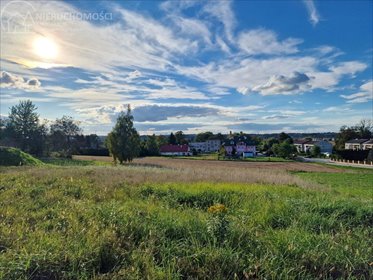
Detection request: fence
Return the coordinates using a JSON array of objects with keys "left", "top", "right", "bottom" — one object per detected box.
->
[{"left": 331, "top": 158, "right": 373, "bottom": 166}]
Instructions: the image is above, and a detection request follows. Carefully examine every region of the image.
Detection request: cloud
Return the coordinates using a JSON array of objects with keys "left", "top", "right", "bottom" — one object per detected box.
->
[
  {"left": 203, "top": 0, "right": 236, "bottom": 43},
  {"left": 0, "top": 0, "right": 370, "bottom": 135},
  {"left": 0, "top": 71, "right": 41, "bottom": 90},
  {"left": 228, "top": 122, "right": 325, "bottom": 132},
  {"left": 303, "top": 0, "right": 320, "bottom": 26},
  {"left": 135, "top": 122, "right": 202, "bottom": 133},
  {"left": 169, "top": 16, "right": 212, "bottom": 46},
  {"left": 251, "top": 72, "right": 311, "bottom": 95},
  {"left": 262, "top": 110, "right": 305, "bottom": 119},
  {"left": 132, "top": 105, "right": 221, "bottom": 122},
  {"left": 238, "top": 29, "right": 302, "bottom": 55},
  {"left": 340, "top": 80, "right": 373, "bottom": 103},
  {"left": 309, "top": 61, "right": 367, "bottom": 91},
  {"left": 323, "top": 106, "right": 352, "bottom": 112},
  {"left": 126, "top": 70, "right": 142, "bottom": 81},
  {"left": 329, "top": 61, "right": 367, "bottom": 77},
  {"left": 76, "top": 103, "right": 223, "bottom": 125},
  {"left": 262, "top": 115, "right": 292, "bottom": 120},
  {"left": 0, "top": 1, "right": 193, "bottom": 73},
  {"left": 289, "top": 100, "right": 302, "bottom": 104}
]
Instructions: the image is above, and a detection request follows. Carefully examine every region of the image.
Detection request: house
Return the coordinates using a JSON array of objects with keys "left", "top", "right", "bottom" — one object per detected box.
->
[
  {"left": 222, "top": 136, "right": 256, "bottom": 157},
  {"left": 159, "top": 144, "right": 191, "bottom": 156},
  {"left": 362, "top": 139, "right": 373, "bottom": 150},
  {"left": 189, "top": 139, "right": 221, "bottom": 153},
  {"left": 189, "top": 142, "right": 207, "bottom": 152},
  {"left": 294, "top": 139, "right": 333, "bottom": 154},
  {"left": 293, "top": 139, "right": 310, "bottom": 153},
  {"left": 206, "top": 139, "right": 221, "bottom": 152},
  {"left": 345, "top": 139, "right": 368, "bottom": 150},
  {"left": 314, "top": 140, "right": 333, "bottom": 153}
]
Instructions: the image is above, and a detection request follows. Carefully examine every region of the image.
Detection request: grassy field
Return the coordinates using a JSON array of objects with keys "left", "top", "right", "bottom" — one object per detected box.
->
[
  {"left": 175, "top": 153, "right": 291, "bottom": 162},
  {"left": 0, "top": 157, "right": 372, "bottom": 279}
]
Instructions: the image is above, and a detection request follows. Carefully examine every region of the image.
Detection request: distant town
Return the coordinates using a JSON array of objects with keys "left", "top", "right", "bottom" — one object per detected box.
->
[{"left": 1, "top": 101, "right": 372, "bottom": 165}]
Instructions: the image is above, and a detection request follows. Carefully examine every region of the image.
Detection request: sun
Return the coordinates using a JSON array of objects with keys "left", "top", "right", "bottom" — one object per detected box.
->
[{"left": 32, "top": 37, "right": 59, "bottom": 60}]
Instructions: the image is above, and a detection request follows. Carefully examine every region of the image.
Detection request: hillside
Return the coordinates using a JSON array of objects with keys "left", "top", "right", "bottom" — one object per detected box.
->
[{"left": 0, "top": 147, "right": 43, "bottom": 166}]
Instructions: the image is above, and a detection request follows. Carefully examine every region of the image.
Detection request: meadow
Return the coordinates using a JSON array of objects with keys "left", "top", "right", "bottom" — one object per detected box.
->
[{"left": 0, "top": 157, "right": 372, "bottom": 279}]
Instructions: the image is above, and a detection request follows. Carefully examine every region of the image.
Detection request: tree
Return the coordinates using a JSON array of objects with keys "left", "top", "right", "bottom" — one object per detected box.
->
[
  {"left": 156, "top": 135, "right": 168, "bottom": 147},
  {"left": 335, "top": 126, "right": 359, "bottom": 150},
  {"left": 6, "top": 100, "right": 46, "bottom": 154},
  {"left": 0, "top": 117, "right": 5, "bottom": 140},
  {"left": 218, "top": 146, "right": 226, "bottom": 160},
  {"left": 175, "top": 130, "right": 187, "bottom": 144},
  {"left": 355, "top": 119, "right": 372, "bottom": 139},
  {"left": 272, "top": 141, "right": 296, "bottom": 159},
  {"left": 195, "top": 131, "right": 214, "bottom": 142},
  {"left": 335, "top": 119, "right": 373, "bottom": 150},
  {"left": 86, "top": 134, "right": 100, "bottom": 149},
  {"left": 278, "top": 132, "right": 293, "bottom": 143},
  {"left": 146, "top": 134, "right": 159, "bottom": 156},
  {"left": 168, "top": 132, "right": 176, "bottom": 144},
  {"left": 107, "top": 105, "right": 140, "bottom": 164},
  {"left": 259, "top": 137, "right": 279, "bottom": 154},
  {"left": 311, "top": 145, "right": 321, "bottom": 157},
  {"left": 50, "top": 116, "right": 82, "bottom": 156},
  {"left": 215, "top": 133, "right": 225, "bottom": 141}
]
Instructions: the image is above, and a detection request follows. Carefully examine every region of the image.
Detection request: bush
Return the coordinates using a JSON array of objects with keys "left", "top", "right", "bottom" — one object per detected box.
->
[{"left": 0, "top": 146, "right": 43, "bottom": 166}]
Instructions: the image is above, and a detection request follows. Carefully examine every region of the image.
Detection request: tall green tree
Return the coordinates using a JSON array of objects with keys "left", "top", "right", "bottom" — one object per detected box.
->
[
  {"left": 107, "top": 106, "right": 140, "bottom": 164},
  {"left": 259, "top": 137, "right": 279, "bottom": 154},
  {"left": 355, "top": 119, "right": 372, "bottom": 139},
  {"left": 278, "top": 132, "right": 293, "bottom": 143},
  {"left": 335, "top": 126, "right": 359, "bottom": 150},
  {"left": 146, "top": 134, "right": 159, "bottom": 156},
  {"left": 6, "top": 100, "right": 46, "bottom": 154},
  {"left": 168, "top": 132, "right": 176, "bottom": 144},
  {"left": 311, "top": 145, "right": 321, "bottom": 157},
  {"left": 156, "top": 135, "right": 168, "bottom": 147},
  {"left": 175, "top": 130, "right": 187, "bottom": 144},
  {"left": 195, "top": 131, "right": 214, "bottom": 142},
  {"left": 50, "top": 116, "right": 82, "bottom": 156},
  {"left": 0, "top": 117, "right": 5, "bottom": 141},
  {"left": 272, "top": 140, "right": 296, "bottom": 159}
]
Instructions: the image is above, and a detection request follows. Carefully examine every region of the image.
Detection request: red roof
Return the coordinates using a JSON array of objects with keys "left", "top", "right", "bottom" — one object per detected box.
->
[{"left": 160, "top": 144, "right": 189, "bottom": 153}]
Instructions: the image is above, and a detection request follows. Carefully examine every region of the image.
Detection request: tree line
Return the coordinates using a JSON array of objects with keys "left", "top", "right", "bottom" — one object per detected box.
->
[
  {"left": 1, "top": 100, "right": 371, "bottom": 163},
  {"left": 0, "top": 100, "right": 97, "bottom": 157}
]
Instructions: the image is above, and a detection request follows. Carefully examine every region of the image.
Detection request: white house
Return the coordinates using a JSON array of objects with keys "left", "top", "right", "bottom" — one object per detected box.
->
[
  {"left": 294, "top": 139, "right": 333, "bottom": 154},
  {"left": 345, "top": 139, "right": 369, "bottom": 150},
  {"left": 206, "top": 139, "right": 221, "bottom": 152},
  {"left": 189, "top": 142, "right": 207, "bottom": 152},
  {"left": 362, "top": 139, "right": 373, "bottom": 150},
  {"left": 293, "top": 139, "right": 310, "bottom": 153}
]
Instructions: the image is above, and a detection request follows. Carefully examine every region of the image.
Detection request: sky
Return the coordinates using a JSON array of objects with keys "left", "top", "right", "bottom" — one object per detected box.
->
[{"left": 0, "top": 0, "right": 372, "bottom": 135}]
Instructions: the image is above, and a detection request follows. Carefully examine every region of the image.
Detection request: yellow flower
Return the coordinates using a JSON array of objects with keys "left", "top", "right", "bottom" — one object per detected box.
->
[{"left": 208, "top": 203, "right": 227, "bottom": 214}]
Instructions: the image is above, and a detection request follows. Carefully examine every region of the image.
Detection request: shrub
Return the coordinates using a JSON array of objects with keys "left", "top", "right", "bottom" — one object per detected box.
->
[
  {"left": 0, "top": 146, "right": 43, "bottom": 166},
  {"left": 207, "top": 204, "right": 230, "bottom": 244}
]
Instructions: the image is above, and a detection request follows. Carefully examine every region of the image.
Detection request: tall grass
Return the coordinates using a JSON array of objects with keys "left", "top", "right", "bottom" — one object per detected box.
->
[{"left": 0, "top": 163, "right": 372, "bottom": 279}]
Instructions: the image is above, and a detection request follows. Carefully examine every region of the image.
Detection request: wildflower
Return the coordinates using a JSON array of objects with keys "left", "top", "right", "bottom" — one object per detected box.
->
[{"left": 207, "top": 203, "right": 227, "bottom": 214}]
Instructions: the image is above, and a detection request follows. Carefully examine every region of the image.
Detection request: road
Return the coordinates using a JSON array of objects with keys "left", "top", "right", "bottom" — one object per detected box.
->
[{"left": 297, "top": 156, "right": 373, "bottom": 169}]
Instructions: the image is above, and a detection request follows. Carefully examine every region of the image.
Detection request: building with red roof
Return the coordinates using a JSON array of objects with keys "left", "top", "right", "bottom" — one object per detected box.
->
[{"left": 159, "top": 144, "right": 191, "bottom": 156}]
